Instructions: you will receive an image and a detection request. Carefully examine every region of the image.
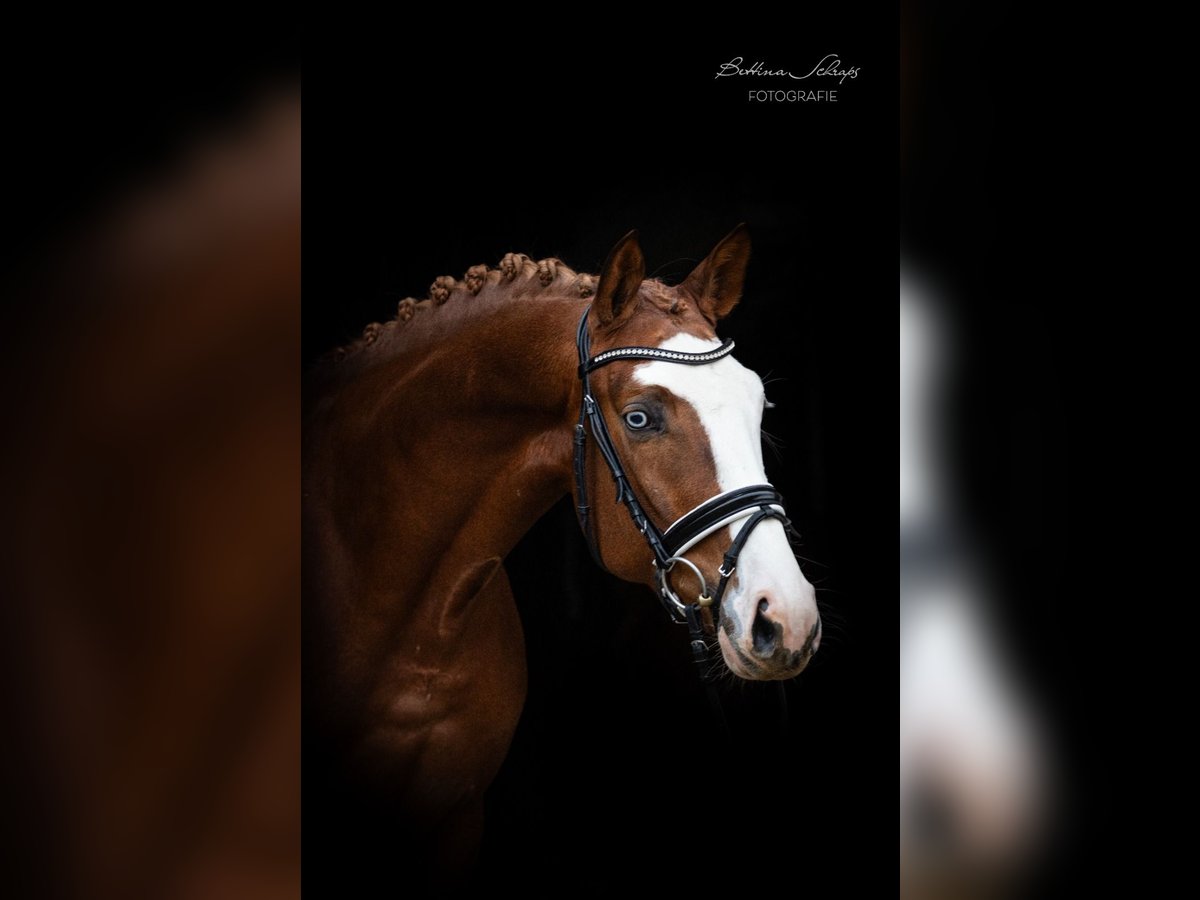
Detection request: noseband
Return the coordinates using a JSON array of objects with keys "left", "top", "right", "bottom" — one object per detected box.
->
[{"left": 573, "top": 308, "right": 792, "bottom": 677}]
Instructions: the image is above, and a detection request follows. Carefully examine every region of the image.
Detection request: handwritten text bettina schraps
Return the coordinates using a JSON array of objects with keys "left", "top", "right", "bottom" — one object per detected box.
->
[{"left": 715, "top": 55, "right": 860, "bottom": 84}]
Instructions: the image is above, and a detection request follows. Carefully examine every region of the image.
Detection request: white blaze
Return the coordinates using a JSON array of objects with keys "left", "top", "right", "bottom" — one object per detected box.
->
[{"left": 633, "top": 335, "right": 815, "bottom": 644}]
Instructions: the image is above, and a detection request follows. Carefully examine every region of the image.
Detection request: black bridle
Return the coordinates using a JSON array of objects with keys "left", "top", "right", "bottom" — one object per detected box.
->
[{"left": 573, "top": 308, "right": 792, "bottom": 679}]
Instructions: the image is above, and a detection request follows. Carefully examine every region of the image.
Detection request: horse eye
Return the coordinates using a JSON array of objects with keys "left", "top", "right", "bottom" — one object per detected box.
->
[{"left": 624, "top": 410, "right": 650, "bottom": 430}]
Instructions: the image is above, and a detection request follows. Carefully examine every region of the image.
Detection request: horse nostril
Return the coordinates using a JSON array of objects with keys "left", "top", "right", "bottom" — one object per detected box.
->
[{"left": 751, "top": 597, "right": 777, "bottom": 655}]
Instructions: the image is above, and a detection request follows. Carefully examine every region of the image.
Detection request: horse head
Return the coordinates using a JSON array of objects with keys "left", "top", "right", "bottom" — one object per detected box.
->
[{"left": 574, "top": 227, "right": 821, "bottom": 680}]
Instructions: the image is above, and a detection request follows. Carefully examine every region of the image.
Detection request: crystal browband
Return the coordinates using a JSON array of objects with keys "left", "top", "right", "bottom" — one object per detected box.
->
[{"left": 580, "top": 340, "right": 736, "bottom": 376}]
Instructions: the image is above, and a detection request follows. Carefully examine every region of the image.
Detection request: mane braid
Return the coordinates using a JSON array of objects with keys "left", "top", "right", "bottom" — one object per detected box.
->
[{"left": 316, "top": 253, "right": 596, "bottom": 371}]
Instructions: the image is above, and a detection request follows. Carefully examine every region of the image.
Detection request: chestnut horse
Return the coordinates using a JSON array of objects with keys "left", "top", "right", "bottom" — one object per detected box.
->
[{"left": 304, "top": 227, "right": 820, "bottom": 881}]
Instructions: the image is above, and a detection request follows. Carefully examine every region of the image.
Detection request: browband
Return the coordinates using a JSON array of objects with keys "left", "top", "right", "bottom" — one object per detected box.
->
[{"left": 580, "top": 339, "right": 736, "bottom": 376}]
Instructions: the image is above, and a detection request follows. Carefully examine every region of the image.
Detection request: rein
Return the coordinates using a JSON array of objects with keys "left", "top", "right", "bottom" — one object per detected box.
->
[{"left": 572, "top": 308, "right": 793, "bottom": 681}]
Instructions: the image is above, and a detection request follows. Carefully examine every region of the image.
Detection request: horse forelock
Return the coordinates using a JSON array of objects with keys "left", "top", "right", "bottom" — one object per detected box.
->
[{"left": 597, "top": 280, "right": 719, "bottom": 348}]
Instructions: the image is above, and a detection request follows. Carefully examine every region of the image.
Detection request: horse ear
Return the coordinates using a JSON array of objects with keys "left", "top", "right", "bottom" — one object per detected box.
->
[
  {"left": 683, "top": 224, "right": 751, "bottom": 323},
  {"left": 594, "top": 230, "right": 645, "bottom": 327}
]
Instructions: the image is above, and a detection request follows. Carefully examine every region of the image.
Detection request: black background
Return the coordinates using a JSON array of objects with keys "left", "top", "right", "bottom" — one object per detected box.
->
[{"left": 305, "top": 25, "right": 896, "bottom": 898}]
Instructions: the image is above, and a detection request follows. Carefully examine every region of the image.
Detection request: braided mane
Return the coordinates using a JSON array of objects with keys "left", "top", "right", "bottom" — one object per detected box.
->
[{"left": 317, "top": 253, "right": 598, "bottom": 374}]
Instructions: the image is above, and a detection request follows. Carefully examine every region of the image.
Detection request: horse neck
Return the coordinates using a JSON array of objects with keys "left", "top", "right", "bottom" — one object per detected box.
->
[{"left": 308, "top": 295, "right": 585, "bottom": 603}]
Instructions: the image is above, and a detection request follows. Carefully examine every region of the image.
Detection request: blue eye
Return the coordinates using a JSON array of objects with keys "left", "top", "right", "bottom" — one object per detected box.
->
[{"left": 624, "top": 410, "right": 650, "bottom": 430}]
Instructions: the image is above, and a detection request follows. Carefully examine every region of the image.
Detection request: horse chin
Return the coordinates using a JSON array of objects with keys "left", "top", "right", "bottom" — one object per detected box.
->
[
  {"left": 716, "top": 629, "right": 772, "bottom": 681},
  {"left": 716, "top": 628, "right": 814, "bottom": 681}
]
